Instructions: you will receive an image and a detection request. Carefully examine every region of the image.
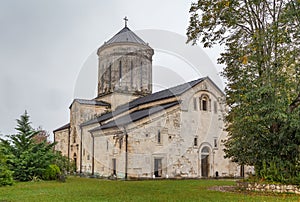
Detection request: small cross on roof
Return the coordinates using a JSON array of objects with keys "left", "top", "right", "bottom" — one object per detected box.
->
[{"left": 123, "top": 16, "right": 128, "bottom": 27}]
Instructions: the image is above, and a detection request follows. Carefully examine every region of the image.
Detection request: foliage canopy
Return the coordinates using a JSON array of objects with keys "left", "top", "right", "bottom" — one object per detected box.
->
[{"left": 187, "top": 0, "right": 300, "bottom": 183}]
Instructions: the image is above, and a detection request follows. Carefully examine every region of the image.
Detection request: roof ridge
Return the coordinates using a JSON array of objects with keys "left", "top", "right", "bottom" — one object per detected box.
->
[
  {"left": 115, "top": 77, "right": 205, "bottom": 110},
  {"left": 53, "top": 123, "right": 70, "bottom": 133},
  {"left": 80, "top": 77, "right": 205, "bottom": 127},
  {"left": 89, "top": 101, "right": 179, "bottom": 132}
]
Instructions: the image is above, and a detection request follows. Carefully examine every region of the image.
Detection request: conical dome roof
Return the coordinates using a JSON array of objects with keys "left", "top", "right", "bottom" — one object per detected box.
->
[{"left": 103, "top": 26, "right": 148, "bottom": 46}]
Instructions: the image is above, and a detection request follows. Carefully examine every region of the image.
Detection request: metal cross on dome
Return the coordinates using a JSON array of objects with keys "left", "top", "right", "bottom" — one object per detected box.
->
[{"left": 123, "top": 16, "right": 128, "bottom": 27}]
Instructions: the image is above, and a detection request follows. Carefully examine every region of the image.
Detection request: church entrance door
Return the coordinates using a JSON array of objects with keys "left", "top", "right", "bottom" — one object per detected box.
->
[
  {"left": 154, "top": 158, "right": 162, "bottom": 177},
  {"left": 201, "top": 146, "right": 210, "bottom": 177},
  {"left": 201, "top": 155, "right": 209, "bottom": 177},
  {"left": 112, "top": 158, "right": 116, "bottom": 175}
]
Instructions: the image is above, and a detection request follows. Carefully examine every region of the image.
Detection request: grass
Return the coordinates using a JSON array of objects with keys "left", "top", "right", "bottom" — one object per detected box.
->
[{"left": 0, "top": 177, "right": 299, "bottom": 202}]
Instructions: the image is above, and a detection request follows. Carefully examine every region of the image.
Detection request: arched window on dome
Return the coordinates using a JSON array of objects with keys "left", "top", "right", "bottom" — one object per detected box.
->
[
  {"left": 140, "top": 62, "right": 143, "bottom": 88},
  {"left": 101, "top": 65, "right": 104, "bottom": 92},
  {"left": 119, "top": 60, "right": 122, "bottom": 85},
  {"left": 109, "top": 64, "right": 112, "bottom": 90},
  {"left": 130, "top": 61, "right": 133, "bottom": 88}
]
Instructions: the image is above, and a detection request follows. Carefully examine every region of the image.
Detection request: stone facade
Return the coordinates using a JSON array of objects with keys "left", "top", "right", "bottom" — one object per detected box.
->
[
  {"left": 54, "top": 24, "right": 244, "bottom": 179},
  {"left": 54, "top": 99, "right": 110, "bottom": 171},
  {"left": 54, "top": 125, "right": 70, "bottom": 157},
  {"left": 88, "top": 78, "right": 239, "bottom": 178}
]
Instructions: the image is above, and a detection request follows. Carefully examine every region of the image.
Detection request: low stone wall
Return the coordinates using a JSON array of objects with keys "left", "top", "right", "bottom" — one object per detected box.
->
[{"left": 237, "top": 181, "right": 300, "bottom": 194}]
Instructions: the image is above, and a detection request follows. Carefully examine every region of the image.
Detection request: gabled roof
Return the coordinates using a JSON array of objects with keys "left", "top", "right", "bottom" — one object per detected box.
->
[
  {"left": 81, "top": 77, "right": 205, "bottom": 127},
  {"left": 117, "top": 77, "right": 205, "bottom": 109},
  {"left": 102, "top": 26, "right": 148, "bottom": 47},
  {"left": 53, "top": 123, "right": 70, "bottom": 133},
  {"left": 69, "top": 99, "right": 110, "bottom": 109},
  {"left": 89, "top": 101, "right": 179, "bottom": 132}
]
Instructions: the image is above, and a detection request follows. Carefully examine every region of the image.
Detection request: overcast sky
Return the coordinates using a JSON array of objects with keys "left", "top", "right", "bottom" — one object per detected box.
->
[{"left": 0, "top": 0, "right": 224, "bottom": 138}]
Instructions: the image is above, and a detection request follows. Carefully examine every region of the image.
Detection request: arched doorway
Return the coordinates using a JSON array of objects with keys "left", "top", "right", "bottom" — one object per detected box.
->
[{"left": 201, "top": 147, "right": 210, "bottom": 177}]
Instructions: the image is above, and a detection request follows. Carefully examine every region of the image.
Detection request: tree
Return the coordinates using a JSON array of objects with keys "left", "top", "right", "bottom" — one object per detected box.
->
[
  {"left": 187, "top": 0, "right": 300, "bottom": 183},
  {"left": 32, "top": 127, "right": 51, "bottom": 144},
  {"left": 0, "top": 111, "right": 56, "bottom": 181}
]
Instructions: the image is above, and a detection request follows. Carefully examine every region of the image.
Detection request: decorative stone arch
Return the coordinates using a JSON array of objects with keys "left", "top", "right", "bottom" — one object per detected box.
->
[
  {"left": 182, "top": 89, "right": 219, "bottom": 112},
  {"left": 198, "top": 143, "right": 213, "bottom": 178},
  {"left": 199, "top": 93, "right": 211, "bottom": 111},
  {"left": 181, "top": 89, "right": 206, "bottom": 111}
]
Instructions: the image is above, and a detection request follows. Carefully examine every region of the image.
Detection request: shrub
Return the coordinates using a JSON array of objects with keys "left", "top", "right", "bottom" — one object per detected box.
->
[
  {"left": 42, "top": 164, "right": 61, "bottom": 180},
  {"left": 0, "top": 145, "right": 14, "bottom": 186},
  {"left": 53, "top": 151, "right": 75, "bottom": 174},
  {"left": 0, "top": 166, "right": 14, "bottom": 186}
]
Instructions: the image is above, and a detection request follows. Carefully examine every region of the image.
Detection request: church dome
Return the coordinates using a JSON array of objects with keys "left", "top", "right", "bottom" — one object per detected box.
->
[{"left": 96, "top": 21, "right": 154, "bottom": 99}]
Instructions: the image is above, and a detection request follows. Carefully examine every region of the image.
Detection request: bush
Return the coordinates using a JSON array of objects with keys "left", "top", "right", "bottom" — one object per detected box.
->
[
  {"left": 0, "top": 166, "right": 14, "bottom": 186},
  {"left": 258, "top": 159, "right": 300, "bottom": 185},
  {"left": 0, "top": 147, "right": 14, "bottom": 186},
  {"left": 42, "top": 164, "right": 61, "bottom": 180},
  {"left": 53, "top": 151, "right": 75, "bottom": 174}
]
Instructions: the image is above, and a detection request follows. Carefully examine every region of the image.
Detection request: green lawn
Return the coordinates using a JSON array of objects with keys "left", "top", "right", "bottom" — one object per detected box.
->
[{"left": 0, "top": 177, "right": 299, "bottom": 202}]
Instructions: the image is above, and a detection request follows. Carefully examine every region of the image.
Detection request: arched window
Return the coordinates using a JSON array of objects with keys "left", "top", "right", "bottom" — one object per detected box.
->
[
  {"left": 119, "top": 60, "right": 122, "bottom": 84},
  {"left": 109, "top": 64, "right": 112, "bottom": 90},
  {"left": 157, "top": 130, "right": 161, "bottom": 144},
  {"left": 200, "top": 95, "right": 210, "bottom": 111},
  {"left": 140, "top": 62, "right": 143, "bottom": 88},
  {"left": 202, "top": 97, "right": 208, "bottom": 111},
  {"left": 194, "top": 137, "right": 198, "bottom": 146},
  {"left": 201, "top": 146, "right": 210, "bottom": 153},
  {"left": 214, "top": 138, "right": 218, "bottom": 148},
  {"left": 130, "top": 61, "right": 133, "bottom": 88},
  {"left": 73, "top": 133, "right": 76, "bottom": 143},
  {"left": 73, "top": 153, "right": 77, "bottom": 172},
  {"left": 100, "top": 64, "right": 104, "bottom": 92}
]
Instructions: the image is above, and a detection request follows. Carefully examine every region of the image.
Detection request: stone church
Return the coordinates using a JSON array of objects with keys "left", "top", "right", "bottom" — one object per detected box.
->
[{"left": 53, "top": 21, "right": 244, "bottom": 179}]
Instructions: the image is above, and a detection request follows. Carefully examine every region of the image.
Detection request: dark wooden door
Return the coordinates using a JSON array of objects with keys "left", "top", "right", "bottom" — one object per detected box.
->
[
  {"left": 154, "top": 159, "right": 162, "bottom": 177},
  {"left": 201, "top": 155, "right": 209, "bottom": 177}
]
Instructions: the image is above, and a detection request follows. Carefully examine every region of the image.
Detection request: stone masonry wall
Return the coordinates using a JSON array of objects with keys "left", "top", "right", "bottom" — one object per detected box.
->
[{"left": 238, "top": 182, "right": 300, "bottom": 195}]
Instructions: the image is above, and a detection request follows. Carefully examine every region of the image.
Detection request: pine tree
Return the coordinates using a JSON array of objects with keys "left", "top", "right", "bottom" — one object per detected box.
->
[{"left": 1, "top": 111, "right": 56, "bottom": 181}]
